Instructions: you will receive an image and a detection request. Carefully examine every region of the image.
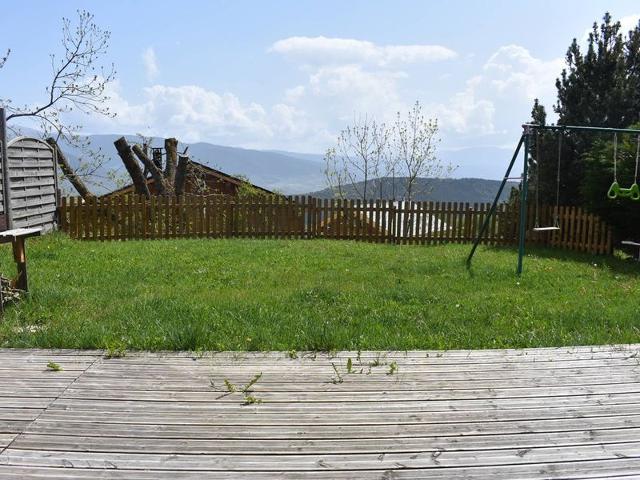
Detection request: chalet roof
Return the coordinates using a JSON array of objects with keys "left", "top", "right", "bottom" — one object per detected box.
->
[{"left": 104, "top": 160, "right": 274, "bottom": 196}]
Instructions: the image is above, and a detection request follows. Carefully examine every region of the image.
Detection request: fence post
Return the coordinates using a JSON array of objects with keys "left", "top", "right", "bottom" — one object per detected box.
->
[
  {"left": 390, "top": 200, "right": 397, "bottom": 244},
  {"left": 0, "top": 108, "right": 12, "bottom": 229},
  {"left": 308, "top": 196, "right": 315, "bottom": 239}
]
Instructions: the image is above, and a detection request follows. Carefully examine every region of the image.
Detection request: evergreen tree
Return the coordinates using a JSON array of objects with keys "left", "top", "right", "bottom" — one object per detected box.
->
[
  {"left": 582, "top": 126, "right": 640, "bottom": 240},
  {"left": 527, "top": 100, "right": 565, "bottom": 213},
  {"left": 556, "top": 13, "right": 640, "bottom": 128},
  {"left": 531, "top": 12, "right": 640, "bottom": 237}
]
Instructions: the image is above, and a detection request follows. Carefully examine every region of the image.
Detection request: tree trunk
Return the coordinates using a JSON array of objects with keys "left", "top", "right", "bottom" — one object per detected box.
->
[
  {"left": 114, "top": 137, "right": 150, "bottom": 198},
  {"left": 141, "top": 143, "right": 149, "bottom": 178},
  {"left": 174, "top": 155, "right": 189, "bottom": 195},
  {"left": 45, "top": 138, "right": 95, "bottom": 200},
  {"left": 164, "top": 138, "right": 178, "bottom": 183},
  {"left": 132, "top": 144, "right": 171, "bottom": 194}
]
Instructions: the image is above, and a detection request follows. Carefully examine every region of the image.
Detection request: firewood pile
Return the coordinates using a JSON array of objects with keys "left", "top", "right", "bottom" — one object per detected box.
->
[{"left": 0, "top": 275, "right": 21, "bottom": 307}]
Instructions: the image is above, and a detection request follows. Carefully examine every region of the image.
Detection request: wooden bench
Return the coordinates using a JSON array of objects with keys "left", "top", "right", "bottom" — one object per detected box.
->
[
  {"left": 621, "top": 240, "right": 640, "bottom": 261},
  {"left": 0, "top": 227, "right": 41, "bottom": 292}
]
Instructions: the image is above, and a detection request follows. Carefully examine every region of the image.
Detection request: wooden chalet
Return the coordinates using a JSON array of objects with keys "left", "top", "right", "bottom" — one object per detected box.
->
[{"left": 104, "top": 160, "right": 274, "bottom": 197}]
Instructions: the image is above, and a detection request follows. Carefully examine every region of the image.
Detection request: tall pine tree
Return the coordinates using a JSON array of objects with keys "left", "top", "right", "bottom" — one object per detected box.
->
[{"left": 531, "top": 12, "right": 640, "bottom": 238}]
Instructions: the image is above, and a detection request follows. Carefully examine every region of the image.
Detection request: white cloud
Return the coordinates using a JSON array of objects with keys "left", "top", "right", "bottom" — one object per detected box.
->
[
  {"left": 270, "top": 36, "right": 457, "bottom": 66},
  {"left": 90, "top": 81, "right": 328, "bottom": 150},
  {"left": 483, "top": 44, "right": 563, "bottom": 101},
  {"left": 88, "top": 41, "right": 564, "bottom": 155},
  {"left": 284, "top": 85, "right": 305, "bottom": 103},
  {"left": 433, "top": 45, "right": 563, "bottom": 138},
  {"left": 142, "top": 47, "right": 159, "bottom": 81},
  {"left": 620, "top": 14, "right": 640, "bottom": 34},
  {"left": 434, "top": 76, "right": 496, "bottom": 135}
]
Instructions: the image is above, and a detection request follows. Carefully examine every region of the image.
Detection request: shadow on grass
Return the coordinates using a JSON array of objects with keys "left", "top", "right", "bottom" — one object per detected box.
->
[{"left": 474, "top": 244, "right": 640, "bottom": 277}]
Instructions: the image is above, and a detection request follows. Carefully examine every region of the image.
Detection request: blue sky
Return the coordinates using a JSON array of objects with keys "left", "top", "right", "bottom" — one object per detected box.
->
[{"left": 2, "top": 1, "right": 639, "bottom": 178}]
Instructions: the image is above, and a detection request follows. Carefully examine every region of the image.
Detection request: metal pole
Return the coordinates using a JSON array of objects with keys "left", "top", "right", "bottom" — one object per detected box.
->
[
  {"left": 516, "top": 128, "right": 530, "bottom": 275},
  {"left": 0, "top": 108, "right": 11, "bottom": 230},
  {"left": 522, "top": 123, "right": 640, "bottom": 135},
  {"left": 466, "top": 134, "right": 525, "bottom": 267}
]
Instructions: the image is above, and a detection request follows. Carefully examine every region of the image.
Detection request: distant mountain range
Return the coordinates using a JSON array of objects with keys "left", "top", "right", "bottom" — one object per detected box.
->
[
  {"left": 8, "top": 127, "right": 517, "bottom": 202},
  {"left": 308, "top": 177, "right": 518, "bottom": 203},
  {"left": 58, "top": 134, "right": 328, "bottom": 195},
  {"left": 7, "top": 128, "right": 327, "bottom": 195}
]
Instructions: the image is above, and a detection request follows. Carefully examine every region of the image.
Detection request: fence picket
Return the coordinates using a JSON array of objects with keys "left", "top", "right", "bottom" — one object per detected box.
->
[{"left": 57, "top": 195, "right": 613, "bottom": 254}]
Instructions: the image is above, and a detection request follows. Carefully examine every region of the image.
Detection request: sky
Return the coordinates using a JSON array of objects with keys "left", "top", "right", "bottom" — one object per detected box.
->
[{"left": 1, "top": 0, "right": 639, "bottom": 178}]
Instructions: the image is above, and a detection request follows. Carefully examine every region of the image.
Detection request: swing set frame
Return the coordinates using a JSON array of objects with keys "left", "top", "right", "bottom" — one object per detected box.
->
[{"left": 466, "top": 123, "right": 640, "bottom": 275}]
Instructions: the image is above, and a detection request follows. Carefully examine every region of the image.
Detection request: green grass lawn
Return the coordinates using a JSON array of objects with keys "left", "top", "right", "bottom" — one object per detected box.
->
[{"left": 0, "top": 233, "right": 638, "bottom": 351}]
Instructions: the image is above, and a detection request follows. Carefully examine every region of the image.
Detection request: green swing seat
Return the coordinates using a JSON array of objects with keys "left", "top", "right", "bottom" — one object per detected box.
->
[{"left": 607, "top": 182, "right": 640, "bottom": 201}]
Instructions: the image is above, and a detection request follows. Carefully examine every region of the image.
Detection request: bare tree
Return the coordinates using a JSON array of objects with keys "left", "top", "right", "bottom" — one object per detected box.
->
[
  {"left": 0, "top": 49, "right": 9, "bottom": 71},
  {"left": 323, "top": 147, "right": 349, "bottom": 199},
  {"left": 323, "top": 116, "right": 390, "bottom": 201},
  {"left": 0, "top": 10, "right": 120, "bottom": 196},
  {"left": 4, "top": 10, "right": 115, "bottom": 128},
  {"left": 324, "top": 101, "right": 451, "bottom": 202},
  {"left": 393, "top": 101, "right": 450, "bottom": 203}
]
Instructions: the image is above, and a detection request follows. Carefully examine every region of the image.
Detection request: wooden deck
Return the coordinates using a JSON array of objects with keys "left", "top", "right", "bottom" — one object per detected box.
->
[{"left": 0, "top": 346, "right": 640, "bottom": 479}]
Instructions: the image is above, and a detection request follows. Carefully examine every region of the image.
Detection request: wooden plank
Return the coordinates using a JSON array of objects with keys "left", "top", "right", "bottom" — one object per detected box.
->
[
  {"left": 21, "top": 413, "right": 640, "bottom": 442},
  {"left": 1, "top": 461, "right": 640, "bottom": 480},
  {"left": 90, "top": 196, "right": 98, "bottom": 240},
  {"left": 124, "top": 194, "right": 132, "bottom": 240},
  {"left": 354, "top": 199, "right": 361, "bottom": 242},
  {"left": 58, "top": 197, "right": 67, "bottom": 232},
  {"left": 4, "top": 440, "right": 640, "bottom": 471}
]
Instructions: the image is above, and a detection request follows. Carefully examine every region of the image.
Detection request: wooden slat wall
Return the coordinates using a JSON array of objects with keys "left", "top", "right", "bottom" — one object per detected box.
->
[
  {"left": 5, "top": 137, "right": 58, "bottom": 231},
  {"left": 59, "top": 195, "right": 614, "bottom": 254}
]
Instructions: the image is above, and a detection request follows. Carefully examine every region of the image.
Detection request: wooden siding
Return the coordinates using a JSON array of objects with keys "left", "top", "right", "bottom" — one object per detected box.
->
[{"left": 5, "top": 137, "right": 58, "bottom": 231}]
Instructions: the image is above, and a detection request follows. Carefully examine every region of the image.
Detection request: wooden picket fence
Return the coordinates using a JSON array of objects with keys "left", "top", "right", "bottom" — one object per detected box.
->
[{"left": 58, "top": 195, "right": 613, "bottom": 254}]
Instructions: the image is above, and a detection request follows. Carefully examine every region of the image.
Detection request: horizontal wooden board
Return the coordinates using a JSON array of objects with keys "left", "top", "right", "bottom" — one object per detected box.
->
[
  {"left": 11, "top": 427, "right": 640, "bottom": 454},
  {"left": 3, "top": 441, "right": 640, "bottom": 470},
  {"left": 1, "top": 348, "right": 639, "bottom": 479}
]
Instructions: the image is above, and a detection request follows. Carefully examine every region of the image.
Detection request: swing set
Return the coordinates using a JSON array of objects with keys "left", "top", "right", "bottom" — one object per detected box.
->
[{"left": 467, "top": 123, "right": 640, "bottom": 275}]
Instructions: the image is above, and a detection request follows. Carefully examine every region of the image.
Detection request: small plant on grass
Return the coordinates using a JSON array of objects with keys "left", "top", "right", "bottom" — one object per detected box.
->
[
  {"left": 242, "top": 372, "right": 263, "bottom": 393},
  {"left": 104, "top": 343, "right": 126, "bottom": 359},
  {"left": 46, "top": 361, "right": 62, "bottom": 372},
  {"left": 288, "top": 350, "right": 298, "bottom": 359},
  {"left": 243, "top": 395, "right": 263, "bottom": 405},
  {"left": 192, "top": 347, "right": 206, "bottom": 359},
  {"left": 220, "top": 372, "right": 263, "bottom": 405},
  {"left": 387, "top": 361, "right": 398, "bottom": 376},
  {"left": 370, "top": 353, "right": 383, "bottom": 367},
  {"left": 224, "top": 379, "right": 237, "bottom": 393},
  {"left": 331, "top": 363, "right": 343, "bottom": 384},
  {"left": 241, "top": 372, "right": 263, "bottom": 405}
]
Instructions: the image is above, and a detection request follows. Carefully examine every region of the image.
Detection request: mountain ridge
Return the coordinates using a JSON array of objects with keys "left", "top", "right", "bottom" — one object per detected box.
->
[
  {"left": 307, "top": 177, "right": 518, "bottom": 203},
  {"left": 7, "top": 127, "right": 515, "bottom": 200}
]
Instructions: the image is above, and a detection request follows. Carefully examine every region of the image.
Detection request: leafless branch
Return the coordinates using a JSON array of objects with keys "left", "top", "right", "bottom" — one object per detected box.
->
[
  {"left": 0, "top": 49, "right": 10, "bottom": 70},
  {"left": 1, "top": 10, "right": 117, "bottom": 197}
]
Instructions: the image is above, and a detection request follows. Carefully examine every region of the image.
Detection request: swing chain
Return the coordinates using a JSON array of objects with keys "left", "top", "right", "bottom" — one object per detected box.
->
[
  {"left": 635, "top": 134, "right": 640, "bottom": 184},
  {"left": 554, "top": 132, "right": 562, "bottom": 227},
  {"left": 613, "top": 132, "right": 618, "bottom": 182},
  {"left": 534, "top": 130, "right": 541, "bottom": 228}
]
